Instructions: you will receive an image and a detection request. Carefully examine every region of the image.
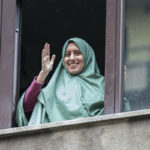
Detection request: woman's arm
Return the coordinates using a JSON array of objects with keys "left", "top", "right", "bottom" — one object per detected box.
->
[
  {"left": 24, "top": 77, "right": 44, "bottom": 112},
  {"left": 23, "top": 43, "right": 56, "bottom": 112}
]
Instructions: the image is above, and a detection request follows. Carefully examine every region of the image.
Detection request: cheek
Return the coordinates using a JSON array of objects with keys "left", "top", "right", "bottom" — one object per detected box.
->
[
  {"left": 80, "top": 57, "right": 84, "bottom": 68},
  {"left": 64, "top": 58, "right": 68, "bottom": 66}
]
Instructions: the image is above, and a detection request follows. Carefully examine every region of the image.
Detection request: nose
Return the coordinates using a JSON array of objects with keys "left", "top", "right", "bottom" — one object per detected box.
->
[{"left": 70, "top": 52, "right": 75, "bottom": 60}]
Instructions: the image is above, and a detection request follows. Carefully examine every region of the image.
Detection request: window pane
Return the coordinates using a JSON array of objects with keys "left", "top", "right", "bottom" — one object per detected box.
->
[{"left": 124, "top": 0, "right": 150, "bottom": 110}]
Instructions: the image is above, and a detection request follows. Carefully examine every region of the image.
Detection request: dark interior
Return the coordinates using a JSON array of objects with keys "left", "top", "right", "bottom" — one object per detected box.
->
[{"left": 20, "top": 0, "right": 106, "bottom": 95}]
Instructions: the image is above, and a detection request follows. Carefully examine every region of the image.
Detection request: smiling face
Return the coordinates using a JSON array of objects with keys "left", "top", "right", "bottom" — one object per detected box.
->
[{"left": 64, "top": 42, "right": 84, "bottom": 74}]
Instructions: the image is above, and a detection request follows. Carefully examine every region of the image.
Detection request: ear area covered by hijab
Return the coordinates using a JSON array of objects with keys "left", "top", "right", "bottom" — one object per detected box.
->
[{"left": 16, "top": 37, "right": 105, "bottom": 126}]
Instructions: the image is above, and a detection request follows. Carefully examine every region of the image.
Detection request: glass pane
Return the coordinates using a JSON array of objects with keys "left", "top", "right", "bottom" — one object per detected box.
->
[{"left": 124, "top": 0, "right": 150, "bottom": 111}]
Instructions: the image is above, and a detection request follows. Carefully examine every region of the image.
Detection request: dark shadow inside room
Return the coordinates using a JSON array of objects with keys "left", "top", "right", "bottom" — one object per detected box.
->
[{"left": 20, "top": 0, "right": 106, "bottom": 95}]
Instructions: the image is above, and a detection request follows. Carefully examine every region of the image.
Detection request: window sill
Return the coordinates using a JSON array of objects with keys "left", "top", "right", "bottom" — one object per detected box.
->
[{"left": 1, "top": 109, "right": 150, "bottom": 137}]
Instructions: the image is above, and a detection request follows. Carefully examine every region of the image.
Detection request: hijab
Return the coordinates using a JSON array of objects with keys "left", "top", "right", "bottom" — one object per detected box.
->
[{"left": 16, "top": 37, "right": 105, "bottom": 126}]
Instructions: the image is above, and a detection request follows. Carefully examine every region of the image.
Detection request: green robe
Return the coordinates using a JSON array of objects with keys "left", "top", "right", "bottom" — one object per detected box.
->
[{"left": 16, "top": 37, "right": 130, "bottom": 126}]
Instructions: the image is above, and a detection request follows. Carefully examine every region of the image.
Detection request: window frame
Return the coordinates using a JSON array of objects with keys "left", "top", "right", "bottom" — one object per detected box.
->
[
  {"left": 104, "top": 0, "right": 124, "bottom": 114},
  {"left": 0, "top": 0, "right": 124, "bottom": 129},
  {"left": 0, "top": 0, "right": 17, "bottom": 129}
]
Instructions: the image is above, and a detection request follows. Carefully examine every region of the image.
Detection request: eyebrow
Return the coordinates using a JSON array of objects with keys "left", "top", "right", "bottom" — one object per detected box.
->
[{"left": 66, "top": 48, "right": 80, "bottom": 52}]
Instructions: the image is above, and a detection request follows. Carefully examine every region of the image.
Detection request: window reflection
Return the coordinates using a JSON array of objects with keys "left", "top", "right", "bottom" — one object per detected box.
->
[{"left": 124, "top": 0, "right": 150, "bottom": 110}]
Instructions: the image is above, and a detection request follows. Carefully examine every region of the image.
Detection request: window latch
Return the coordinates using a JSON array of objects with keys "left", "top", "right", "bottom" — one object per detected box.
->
[{"left": 16, "top": 28, "right": 19, "bottom": 32}]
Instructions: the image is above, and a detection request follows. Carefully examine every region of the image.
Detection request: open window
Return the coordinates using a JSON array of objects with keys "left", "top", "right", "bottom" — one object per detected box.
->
[
  {"left": 0, "top": 0, "right": 131, "bottom": 129},
  {"left": 20, "top": 0, "right": 106, "bottom": 96}
]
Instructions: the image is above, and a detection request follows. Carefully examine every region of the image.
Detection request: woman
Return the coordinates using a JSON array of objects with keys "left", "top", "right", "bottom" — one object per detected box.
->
[{"left": 16, "top": 37, "right": 129, "bottom": 126}]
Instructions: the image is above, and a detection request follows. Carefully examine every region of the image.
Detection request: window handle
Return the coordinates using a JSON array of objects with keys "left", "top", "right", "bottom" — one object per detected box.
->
[{"left": 16, "top": 28, "right": 19, "bottom": 32}]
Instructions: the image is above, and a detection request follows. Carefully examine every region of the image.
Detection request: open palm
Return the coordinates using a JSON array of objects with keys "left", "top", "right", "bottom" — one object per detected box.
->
[{"left": 41, "top": 43, "right": 56, "bottom": 74}]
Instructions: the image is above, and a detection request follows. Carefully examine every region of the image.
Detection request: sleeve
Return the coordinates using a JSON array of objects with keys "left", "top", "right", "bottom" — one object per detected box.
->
[
  {"left": 16, "top": 90, "right": 50, "bottom": 126},
  {"left": 24, "top": 77, "right": 44, "bottom": 112}
]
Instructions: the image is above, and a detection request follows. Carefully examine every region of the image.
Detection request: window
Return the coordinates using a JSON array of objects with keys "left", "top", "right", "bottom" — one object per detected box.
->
[
  {"left": 20, "top": 0, "right": 106, "bottom": 95},
  {"left": 0, "top": 0, "right": 127, "bottom": 129},
  {"left": 123, "top": 0, "right": 150, "bottom": 111}
]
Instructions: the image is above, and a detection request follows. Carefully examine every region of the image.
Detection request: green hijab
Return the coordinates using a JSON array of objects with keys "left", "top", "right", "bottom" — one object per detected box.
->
[{"left": 16, "top": 37, "right": 129, "bottom": 126}]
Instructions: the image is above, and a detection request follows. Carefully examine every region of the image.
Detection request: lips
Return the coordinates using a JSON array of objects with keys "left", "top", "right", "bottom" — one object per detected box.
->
[
  {"left": 69, "top": 61, "right": 79, "bottom": 65},
  {"left": 68, "top": 63, "right": 79, "bottom": 70},
  {"left": 69, "top": 63, "right": 79, "bottom": 65}
]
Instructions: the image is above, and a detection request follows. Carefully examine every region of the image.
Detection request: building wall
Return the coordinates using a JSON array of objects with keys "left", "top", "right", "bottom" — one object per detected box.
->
[{"left": 0, "top": 110, "right": 150, "bottom": 150}]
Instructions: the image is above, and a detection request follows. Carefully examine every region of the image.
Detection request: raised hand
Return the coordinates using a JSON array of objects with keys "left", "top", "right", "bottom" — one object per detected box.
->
[{"left": 36, "top": 43, "right": 56, "bottom": 83}]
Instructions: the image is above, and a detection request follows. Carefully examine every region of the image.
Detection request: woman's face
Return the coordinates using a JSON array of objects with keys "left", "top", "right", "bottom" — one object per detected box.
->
[{"left": 64, "top": 42, "right": 84, "bottom": 74}]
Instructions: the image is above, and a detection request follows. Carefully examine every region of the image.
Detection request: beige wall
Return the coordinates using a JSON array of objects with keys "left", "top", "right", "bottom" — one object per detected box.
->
[{"left": 0, "top": 110, "right": 150, "bottom": 150}]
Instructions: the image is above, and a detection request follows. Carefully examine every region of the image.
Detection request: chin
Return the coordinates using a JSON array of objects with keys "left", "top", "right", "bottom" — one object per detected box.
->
[
  {"left": 68, "top": 69, "right": 81, "bottom": 75},
  {"left": 69, "top": 71, "right": 79, "bottom": 75}
]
